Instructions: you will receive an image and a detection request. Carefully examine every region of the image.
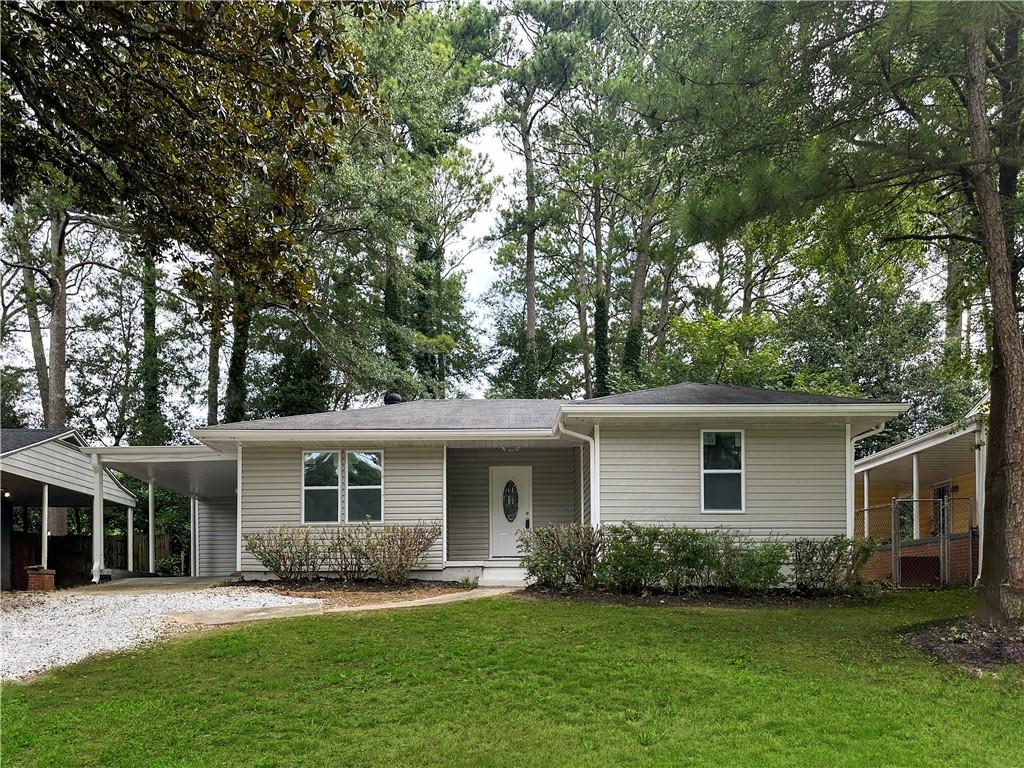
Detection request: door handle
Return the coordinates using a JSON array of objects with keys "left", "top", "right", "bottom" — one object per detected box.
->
[{"left": 525, "top": 518, "right": 531, "bottom": 529}]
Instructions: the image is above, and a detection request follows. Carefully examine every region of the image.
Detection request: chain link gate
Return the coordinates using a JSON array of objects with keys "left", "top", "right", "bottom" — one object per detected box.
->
[{"left": 855, "top": 497, "right": 977, "bottom": 587}]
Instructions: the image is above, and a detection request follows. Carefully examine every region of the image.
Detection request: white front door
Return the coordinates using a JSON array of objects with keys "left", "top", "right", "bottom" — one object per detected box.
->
[{"left": 490, "top": 465, "right": 532, "bottom": 558}]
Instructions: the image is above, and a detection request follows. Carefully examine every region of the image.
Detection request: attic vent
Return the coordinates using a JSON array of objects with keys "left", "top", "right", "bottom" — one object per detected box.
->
[{"left": 383, "top": 391, "right": 403, "bottom": 405}]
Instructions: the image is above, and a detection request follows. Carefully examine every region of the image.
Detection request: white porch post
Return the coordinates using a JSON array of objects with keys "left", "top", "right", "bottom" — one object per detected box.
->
[
  {"left": 148, "top": 481, "right": 156, "bottom": 573},
  {"left": 91, "top": 457, "right": 104, "bottom": 583},
  {"left": 41, "top": 483, "right": 49, "bottom": 569},
  {"left": 592, "top": 424, "right": 601, "bottom": 528},
  {"left": 190, "top": 497, "right": 197, "bottom": 577},
  {"left": 862, "top": 471, "right": 870, "bottom": 538},
  {"left": 911, "top": 452, "right": 920, "bottom": 539},
  {"left": 236, "top": 446, "right": 243, "bottom": 573},
  {"left": 127, "top": 506, "right": 134, "bottom": 572}
]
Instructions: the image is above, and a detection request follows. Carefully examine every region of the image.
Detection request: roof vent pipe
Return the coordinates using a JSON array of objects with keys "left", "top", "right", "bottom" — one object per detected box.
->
[{"left": 383, "top": 391, "right": 403, "bottom": 405}]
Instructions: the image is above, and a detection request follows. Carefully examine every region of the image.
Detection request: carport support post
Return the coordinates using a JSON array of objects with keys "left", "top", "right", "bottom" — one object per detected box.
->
[
  {"left": 911, "top": 452, "right": 920, "bottom": 539},
  {"left": 148, "top": 481, "right": 156, "bottom": 573},
  {"left": 127, "top": 506, "right": 134, "bottom": 572},
  {"left": 862, "top": 471, "right": 869, "bottom": 538},
  {"left": 91, "top": 456, "right": 104, "bottom": 583},
  {"left": 41, "top": 483, "right": 49, "bottom": 569}
]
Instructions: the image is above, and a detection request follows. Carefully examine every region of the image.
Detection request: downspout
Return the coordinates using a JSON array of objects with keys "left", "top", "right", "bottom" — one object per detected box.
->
[{"left": 556, "top": 419, "right": 599, "bottom": 528}]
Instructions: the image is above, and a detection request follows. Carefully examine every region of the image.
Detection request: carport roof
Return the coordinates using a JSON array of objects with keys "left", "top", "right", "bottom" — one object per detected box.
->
[{"left": 81, "top": 445, "right": 237, "bottom": 500}]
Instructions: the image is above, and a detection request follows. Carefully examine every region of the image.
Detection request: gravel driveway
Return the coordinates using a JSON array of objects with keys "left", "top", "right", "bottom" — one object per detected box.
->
[{"left": 1, "top": 588, "right": 320, "bottom": 681}]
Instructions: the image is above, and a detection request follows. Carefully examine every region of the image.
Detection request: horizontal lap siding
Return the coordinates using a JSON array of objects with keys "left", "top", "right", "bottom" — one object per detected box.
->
[
  {"left": 197, "top": 497, "right": 237, "bottom": 576},
  {"left": 239, "top": 445, "right": 444, "bottom": 571},
  {"left": 447, "top": 448, "right": 577, "bottom": 560},
  {"left": 599, "top": 424, "right": 847, "bottom": 538},
  {"left": 3, "top": 441, "right": 135, "bottom": 506}
]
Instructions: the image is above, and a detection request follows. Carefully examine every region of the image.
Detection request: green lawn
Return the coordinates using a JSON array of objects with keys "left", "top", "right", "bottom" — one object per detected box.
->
[{"left": 2, "top": 590, "right": 1021, "bottom": 768}]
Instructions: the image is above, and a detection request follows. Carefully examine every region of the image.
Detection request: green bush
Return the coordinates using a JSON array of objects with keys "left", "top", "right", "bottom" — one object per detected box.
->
[
  {"left": 242, "top": 526, "right": 324, "bottom": 581},
  {"left": 322, "top": 526, "right": 366, "bottom": 582},
  {"left": 517, "top": 523, "right": 605, "bottom": 589},
  {"left": 597, "top": 522, "right": 665, "bottom": 594},
  {"left": 727, "top": 539, "right": 789, "bottom": 592},
  {"left": 362, "top": 523, "right": 441, "bottom": 584},
  {"left": 662, "top": 527, "right": 722, "bottom": 593},
  {"left": 788, "top": 536, "right": 876, "bottom": 593}
]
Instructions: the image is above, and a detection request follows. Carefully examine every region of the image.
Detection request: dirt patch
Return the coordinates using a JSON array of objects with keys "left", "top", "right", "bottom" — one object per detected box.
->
[
  {"left": 904, "top": 619, "right": 1024, "bottom": 673},
  {"left": 227, "top": 579, "right": 467, "bottom": 609},
  {"left": 517, "top": 586, "right": 876, "bottom": 609}
]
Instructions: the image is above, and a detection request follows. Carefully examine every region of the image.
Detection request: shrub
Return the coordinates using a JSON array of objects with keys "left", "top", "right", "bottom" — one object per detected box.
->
[
  {"left": 662, "top": 528, "right": 721, "bottom": 593},
  {"left": 243, "top": 526, "right": 324, "bottom": 581},
  {"left": 362, "top": 523, "right": 441, "bottom": 584},
  {"left": 517, "top": 523, "right": 605, "bottom": 589},
  {"left": 597, "top": 522, "right": 665, "bottom": 594},
  {"left": 711, "top": 532, "right": 787, "bottom": 592},
  {"left": 789, "top": 536, "right": 877, "bottom": 593},
  {"left": 322, "top": 526, "right": 366, "bottom": 582}
]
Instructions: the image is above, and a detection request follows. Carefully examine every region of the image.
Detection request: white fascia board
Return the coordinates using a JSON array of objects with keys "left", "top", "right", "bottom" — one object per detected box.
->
[
  {"left": 191, "top": 428, "right": 558, "bottom": 444},
  {"left": 79, "top": 445, "right": 236, "bottom": 463},
  {"left": 854, "top": 420, "right": 980, "bottom": 473},
  {"left": 560, "top": 403, "right": 909, "bottom": 419}
]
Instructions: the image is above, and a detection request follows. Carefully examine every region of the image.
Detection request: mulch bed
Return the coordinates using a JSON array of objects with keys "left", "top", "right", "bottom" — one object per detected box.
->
[
  {"left": 518, "top": 586, "right": 875, "bottom": 609},
  {"left": 226, "top": 579, "right": 468, "bottom": 609},
  {"left": 903, "top": 619, "right": 1024, "bottom": 672}
]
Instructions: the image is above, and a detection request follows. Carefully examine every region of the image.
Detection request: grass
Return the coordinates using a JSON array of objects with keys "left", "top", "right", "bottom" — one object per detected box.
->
[{"left": 2, "top": 590, "right": 1021, "bottom": 768}]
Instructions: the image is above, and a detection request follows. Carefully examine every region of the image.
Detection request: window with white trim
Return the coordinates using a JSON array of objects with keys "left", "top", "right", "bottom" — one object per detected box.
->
[
  {"left": 701, "top": 430, "right": 744, "bottom": 513},
  {"left": 347, "top": 451, "right": 383, "bottom": 523},
  {"left": 303, "top": 451, "right": 340, "bottom": 523}
]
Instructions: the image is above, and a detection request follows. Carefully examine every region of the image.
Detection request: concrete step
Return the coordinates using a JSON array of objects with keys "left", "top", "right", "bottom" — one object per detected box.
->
[{"left": 478, "top": 566, "right": 527, "bottom": 587}]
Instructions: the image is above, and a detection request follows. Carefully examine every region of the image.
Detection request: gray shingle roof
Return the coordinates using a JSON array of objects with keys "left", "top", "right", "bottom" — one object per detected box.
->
[
  {"left": 207, "top": 399, "right": 568, "bottom": 431},
  {"left": 572, "top": 382, "right": 890, "bottom": 406},
  {"left": 0, "top": 428, "right": 76, "bottom": 455}
]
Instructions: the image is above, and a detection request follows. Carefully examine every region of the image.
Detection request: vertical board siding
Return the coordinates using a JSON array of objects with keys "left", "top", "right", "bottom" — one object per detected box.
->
[
  {"left": 197, "top": 497, "right": 237, "bottom": 576},
  {"left": 446, "top": 447, "right": 576, "bottom": 560},
  {"left": 239, "top": 445, "right": 444, "bottom": 571},
  {"left": 599, "top": 424, "right": 847, "bottom": 538},
  {"left": 2, "top": 440, "right": 135, "bottom": 506}
]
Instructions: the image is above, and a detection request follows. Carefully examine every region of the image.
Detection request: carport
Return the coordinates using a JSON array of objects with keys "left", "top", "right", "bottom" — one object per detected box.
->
[
  {"left": 1, "top": 429, "right": 136, "bottom": 590},
  {"left": 81, "top": 444, "right": 238, "bottom": 578}
]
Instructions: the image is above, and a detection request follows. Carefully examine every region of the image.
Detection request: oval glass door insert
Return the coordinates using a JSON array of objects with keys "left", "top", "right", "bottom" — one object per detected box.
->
[{"left": 502, "top": 480, "right": 519, "bottom": 522}]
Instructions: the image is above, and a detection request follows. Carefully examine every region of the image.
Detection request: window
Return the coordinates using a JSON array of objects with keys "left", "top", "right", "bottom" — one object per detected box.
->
[
  {"left": 347, "top": 451, "right": 383, "bottom": 523},
  {"left": 303, "top": 451, "right": 340, "bottom": 523},
  {"left": 700, "top": 430, "right": 744, "bottom": 513}
]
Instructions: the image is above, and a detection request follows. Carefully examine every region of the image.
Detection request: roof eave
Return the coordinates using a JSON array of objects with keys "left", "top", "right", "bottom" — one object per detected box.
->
[
  {"left": 191, "top": 427, "right": 560, "bottom": 444},
  {"left": 855, "top": 417, "right": 982, "bottom": 472}
]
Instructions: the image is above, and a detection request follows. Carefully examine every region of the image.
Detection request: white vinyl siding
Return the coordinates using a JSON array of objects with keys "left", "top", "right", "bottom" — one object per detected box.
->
[
  {"left": 239, "top": 444, "right": 444, "bottom": 571},
  {"left": 599, "top": 423, "right": 847, "bottom": 538},
  {"left": 446, "top": 447, "right": 576, "bottom": 560},
  {"left": 197, "top": 497, "right": 237, "bottom": 576}
]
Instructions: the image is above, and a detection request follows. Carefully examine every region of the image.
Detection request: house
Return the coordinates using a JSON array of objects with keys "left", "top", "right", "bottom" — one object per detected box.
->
[
  {"left": 853, "top": 395, "right": 987, "bottom": 585},
  {"left": 1, "top": 428, "right": 136, "bottom": 590},
  {"left": 82, "top": 383, "right": 905, "bottom": 586}
]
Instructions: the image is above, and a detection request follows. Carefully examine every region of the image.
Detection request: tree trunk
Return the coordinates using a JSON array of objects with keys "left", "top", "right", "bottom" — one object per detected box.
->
[
  {"left": 207, "top": 316, "right": 222, "bottom": 426},
  {"left": 622, "top": 200, "right": 657, "bottom": 382},
  {"left": 965, "top": 27, "right": 1024, "bottom": 623},
  {"left": 22, "top": 266, "right": 50, "bottom": 425},
  {"left": 592, "top": 175, "right": 610, "bottom": 397},
  {"left": 224, "top": 285, "right": 253, "bottom": 424},
  {"left": 522, "top": 119, "right": 539, "bottom": 398},
  {"left": 136, "top": 241, "right": 167, "bottom": 444},
  {"left": 575, "top": 209, "right": 593, "bottom": 399},
  {"left": 656, "top": 256, "right": 679, "bottom": 352},
  {"left": 46, "top": 210, "right": 68, "bottom": 428}
]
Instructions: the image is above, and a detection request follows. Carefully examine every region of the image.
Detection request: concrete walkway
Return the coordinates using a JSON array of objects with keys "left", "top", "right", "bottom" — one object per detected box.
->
[
  {"left": 69, "top": 576, "right": 229, "bottom": 594},
  {"left": 165, "top": 587, "right": 518, "bottom": 626}
]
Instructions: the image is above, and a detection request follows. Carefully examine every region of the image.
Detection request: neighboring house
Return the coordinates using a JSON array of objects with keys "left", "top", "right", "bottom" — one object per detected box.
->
[
  {"left": 85, "top": 383, "right": 905, "bottom": 586},
  {"left": 1, "top": 428, "right": 136, "bottom": 590},
  {"left": 853, "top": 394, "right": 988, "bottom": 584}
]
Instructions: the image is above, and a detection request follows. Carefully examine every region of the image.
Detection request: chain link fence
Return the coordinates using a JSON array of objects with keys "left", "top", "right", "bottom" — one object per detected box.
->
[{"left": 855, "top": 497, "right": 977, "bottom": 587}]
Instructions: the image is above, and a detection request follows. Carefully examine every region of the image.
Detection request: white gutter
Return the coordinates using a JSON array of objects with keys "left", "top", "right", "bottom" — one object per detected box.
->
[
  {"left": 854, "top": 420, "right": 978, "bottom": 473},
  {"left": 845, "top": 421, "right": 888, "bottom": 537},
  {"left": 555, "top": 420, "right": 599, "bottom": 529}
]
